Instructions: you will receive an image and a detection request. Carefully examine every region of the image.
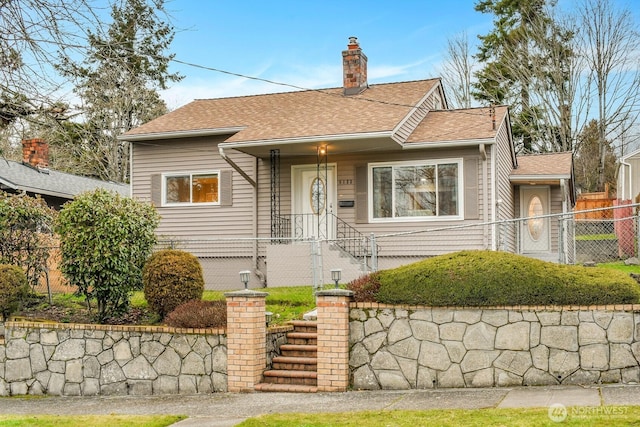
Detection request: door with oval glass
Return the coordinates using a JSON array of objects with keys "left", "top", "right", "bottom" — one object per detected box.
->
[
  {"left": 292, "top": 165, "right": 336, "bottom": 240},
  {"left": 520, "top": 186, "right": 550, "bottom": 253}
]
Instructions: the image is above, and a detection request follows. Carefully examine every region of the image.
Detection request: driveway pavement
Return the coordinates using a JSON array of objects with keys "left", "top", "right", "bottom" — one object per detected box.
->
[{"left": 1, "top": 385, "right": 639, "bottom": 426}]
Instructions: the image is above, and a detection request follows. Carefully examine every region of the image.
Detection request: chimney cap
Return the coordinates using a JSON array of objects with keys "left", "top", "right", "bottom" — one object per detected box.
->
[{"left": 348, "top": 36, "right": 359, "bottom": 48}]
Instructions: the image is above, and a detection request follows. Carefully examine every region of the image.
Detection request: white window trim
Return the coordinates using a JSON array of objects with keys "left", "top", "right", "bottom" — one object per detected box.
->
[
  {"left": 161, "top": 170, "right": 221, "bottom": 207},
  {"left": 368, "top": 158, "right": 464, "bottom": 222}
]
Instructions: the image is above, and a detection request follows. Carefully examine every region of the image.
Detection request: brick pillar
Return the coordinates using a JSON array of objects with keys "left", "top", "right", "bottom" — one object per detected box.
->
[
  {"left": 316, "top": 289, "right": 353, "bottom": 392},
  {"left": 225, "top": 290, "right": 268, "bottom": 392}
]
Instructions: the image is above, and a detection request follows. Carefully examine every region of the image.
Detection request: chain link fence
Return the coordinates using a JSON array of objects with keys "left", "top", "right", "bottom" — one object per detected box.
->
[{"left": 37, "top": 202, "right": 640, "bottom": 294}]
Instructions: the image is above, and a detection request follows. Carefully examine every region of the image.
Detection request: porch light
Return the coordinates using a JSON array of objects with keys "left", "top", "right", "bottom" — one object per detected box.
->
[
  {"left": 331, "top": 268, "right": 342, "bottom": 289},
  {"left": 239, "top": 270, "right": 251, "bottom": 290}
]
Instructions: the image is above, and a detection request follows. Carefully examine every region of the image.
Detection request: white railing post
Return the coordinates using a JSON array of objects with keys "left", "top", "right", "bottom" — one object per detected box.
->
[{"left": 370, "top": 233, "right": 378, "bottom": 272}]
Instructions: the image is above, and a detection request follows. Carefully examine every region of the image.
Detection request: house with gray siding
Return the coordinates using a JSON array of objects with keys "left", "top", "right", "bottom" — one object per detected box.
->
[
  {"left": 121, "top": 37, "right": 574, "bottom": 289},
  {"left": 0, "top": 138, "right": 129, "bottom": 209}
]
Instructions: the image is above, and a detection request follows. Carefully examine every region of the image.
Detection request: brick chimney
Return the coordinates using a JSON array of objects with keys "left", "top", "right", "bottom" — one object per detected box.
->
[
  {"left": 342, "top": 36, "right": 368, "bottom": 95},
  {"left": 22, "top": 138, "right": 49, "bottom": 169}
]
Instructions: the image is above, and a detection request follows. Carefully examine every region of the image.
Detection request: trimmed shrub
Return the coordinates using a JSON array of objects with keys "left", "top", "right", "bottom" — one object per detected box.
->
[
  {"left": 375, "top": 250, "right": 640, "bottom": 306},
  {"left": 0, "top": 264, "right": 29, "bottom": 320},
  {"left": 165, "top": 300, "right": 226, "bottom": 328},
  {"left": 143, "top": 249, "right": 204, "bottom": 318},
  {"left": 347, "top": 272, "right": 382, "bottom": 302},
  {"left": 55, "top": 189, "right": 159, "bottom": 322}
]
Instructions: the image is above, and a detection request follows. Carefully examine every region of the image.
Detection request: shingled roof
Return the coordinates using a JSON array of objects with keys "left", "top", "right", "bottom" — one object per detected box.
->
[
  {"left": 0, "top": 159, "right": 129, "bottom": 200},
  {"left": 124, "top": 79, "right": 441, "bottom": 143},
  {"left": 511, "top": 152, "right": 574, "bottom": 178},
  {"left": 406, "top": 106, "right": 509, "bottom": 144}
]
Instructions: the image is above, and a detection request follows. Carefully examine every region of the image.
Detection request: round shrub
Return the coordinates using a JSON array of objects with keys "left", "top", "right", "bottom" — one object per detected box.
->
[
  {"left": 165, "top": 300, "right": 226, "bottom": 328},
  {"left": 143, "top": 249, "right": 204, "bottom": 318},
  {"left": 0, "top": 264, "right": 29, "bottom": 320}
]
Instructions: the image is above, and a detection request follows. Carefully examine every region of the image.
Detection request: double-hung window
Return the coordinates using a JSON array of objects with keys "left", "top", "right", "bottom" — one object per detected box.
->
[
  {"left": 369, "top": 159, "right": 462, "bottom": 221},
  {"left": 163, "top": 171, "right": 220, "bottom": 205}
]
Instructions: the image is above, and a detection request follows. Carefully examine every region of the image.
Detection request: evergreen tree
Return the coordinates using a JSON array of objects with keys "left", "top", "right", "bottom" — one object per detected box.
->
[
  {"left": 473, "top": 0, "right": 573, "bottom": 152},
  {"left": 57, "top": 0, "right": 182, "bottom": 182}
]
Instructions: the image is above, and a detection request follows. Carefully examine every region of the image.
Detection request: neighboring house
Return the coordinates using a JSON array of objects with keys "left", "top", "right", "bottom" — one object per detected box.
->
[
  {"left": 617, "top": 148, "right": 640, "bottom": 203},
  {"left": 0, "top": 138, "right": 129, "bottom": 209},
  {"left": 122, "top": 37, "right": 575, "bottom": 289}
]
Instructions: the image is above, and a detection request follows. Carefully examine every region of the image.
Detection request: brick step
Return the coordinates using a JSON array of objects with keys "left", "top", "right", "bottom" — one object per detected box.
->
[
  {"left": 262, "top": 370, "right": 317, "bottom": 386},
  {"left": 254, "top": 383, "right": 318, "bottom": 393},
  {"left": 287, "top": 338, "right": 318, "bottom": 345},
  {"left": 286, "top": 337, "right": 317, "bottom": 345},
  {"left": 272, "top": 356, "right": 317, "bottom": 365},
  {"left": 272, "top": 359, "right": 317, "bottom": 371},
  {"left": 288, "top": 320, "right": 317, "bottom": 333},
  {"left": 287, "top": 332, "right": 317, "bottom": 340},
  {"left": 280, "top": 344, "right": 317, "bottom": 358}
]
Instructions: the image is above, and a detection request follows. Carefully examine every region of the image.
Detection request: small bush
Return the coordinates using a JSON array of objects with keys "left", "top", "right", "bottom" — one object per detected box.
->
[
  {"left": 0, "top": 264, "right": 29, "bottom": 319},
  {"left": 347, "top": 272, "right": 382, "bottom": 302},
  {"left": 375, "top": 250, "right": 640, "bottom": 306},
  {"left": 165, "top": 300, "right": 226, "bottom": 328},
  {"left": 143, "top": 249, "right": 204, "bottom": 318}
]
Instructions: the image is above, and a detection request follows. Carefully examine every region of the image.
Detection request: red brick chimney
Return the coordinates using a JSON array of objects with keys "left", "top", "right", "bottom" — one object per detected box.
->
[
  {"left": 22, "top": 138, "right": 49, "bottom": 169},
  {"left": 342, "top": 36, "right": 368, "bottom": 95}
]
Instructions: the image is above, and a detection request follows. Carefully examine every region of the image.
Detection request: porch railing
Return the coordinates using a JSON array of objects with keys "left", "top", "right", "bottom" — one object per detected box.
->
[{"left": 273, "top": 213, "right": 373, "bottom": 263}]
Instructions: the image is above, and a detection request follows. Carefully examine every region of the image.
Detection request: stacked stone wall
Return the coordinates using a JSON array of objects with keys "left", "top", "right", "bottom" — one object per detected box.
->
[
  {"left": 350, "top": 304, "right": 640, "bottom": 389},
  {"left": 0, "top": 322, "right": 227, "bottom": 396}
]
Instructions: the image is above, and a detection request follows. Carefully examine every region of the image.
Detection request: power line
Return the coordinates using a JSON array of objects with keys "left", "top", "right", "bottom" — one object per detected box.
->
[{"left": 169, "top": 57, "right": 493, "bottom": 117}]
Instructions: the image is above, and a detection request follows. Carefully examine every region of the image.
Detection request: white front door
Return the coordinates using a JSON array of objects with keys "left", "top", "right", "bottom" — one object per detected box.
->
[
  {"left": 521, "top": 186, "right": 551, "bottom": 253},
  {"left": 292, "top": 165, "right": 336, "bottom": 239}
]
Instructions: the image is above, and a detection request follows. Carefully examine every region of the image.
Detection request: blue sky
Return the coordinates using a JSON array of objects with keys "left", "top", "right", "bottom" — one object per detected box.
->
[
  {"left": 159, "top": 0, "right": 638, "bottom": 110},
  {"left": 160, "top": 1, "right": 493, "bottom": 108}
]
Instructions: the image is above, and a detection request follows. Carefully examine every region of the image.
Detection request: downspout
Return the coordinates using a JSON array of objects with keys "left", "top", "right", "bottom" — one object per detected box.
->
[
  {"left": 480, "top": 144, "right": 489, "bottom": 249},
  {"left": 219, "top": 146, "right": 256, "bottom": 187},
  {"left": 219, "top": 146, "right": 266, "bottom": 286},
  {"left": 128, "top": 142, "right": 134, "bottom": 197},
  {"left": 560, "top": 178, "right": 567, "bottom": 263}
]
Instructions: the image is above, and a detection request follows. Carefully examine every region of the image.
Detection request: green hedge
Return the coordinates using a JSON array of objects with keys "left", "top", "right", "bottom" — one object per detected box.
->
[{"left": 375, "top": 250, "right": 640, "bottom": 306}]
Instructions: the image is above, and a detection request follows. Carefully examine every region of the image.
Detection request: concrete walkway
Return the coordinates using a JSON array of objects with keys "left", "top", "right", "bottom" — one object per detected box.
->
[{"left": 1, "top": 385, "right": 639, "bottom": 426}]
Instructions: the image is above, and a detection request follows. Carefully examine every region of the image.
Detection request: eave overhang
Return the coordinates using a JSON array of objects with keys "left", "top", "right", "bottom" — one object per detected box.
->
[{"left": 118, "top": 127, "right": 246, "bottom": 142}]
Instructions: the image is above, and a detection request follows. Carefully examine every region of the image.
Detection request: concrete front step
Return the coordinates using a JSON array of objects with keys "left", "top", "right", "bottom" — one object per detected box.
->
[{"left": 254, "top": 383, "right": 318, "bottom": 393}]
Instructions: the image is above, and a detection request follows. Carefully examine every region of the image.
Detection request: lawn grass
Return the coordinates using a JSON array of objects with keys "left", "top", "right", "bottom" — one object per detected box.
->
[
  {"left": 597, "top": 261, "right": 640, "bottom": 275},
  {"left": 130, "top": 286, "right": 317, "bottom": 325},
  {"left": 238, "top": 406, "right": 640, "bottom": 427},
  {"left": 575, "top": 233, "right": 617, "bottom": 241},
  {"left": 195, "top": 286, "right": 317, "bottom": 324},
  {"left": 0, "top": 414, "right": 184, "bottom": 426}
]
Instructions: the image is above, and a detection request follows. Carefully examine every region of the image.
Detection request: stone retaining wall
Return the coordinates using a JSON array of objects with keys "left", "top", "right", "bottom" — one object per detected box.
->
[
  {"left": 0, "top": 322, "right": 227, "bottom": 396},
  {"left": 349, "top": 304, "right": 640, "bottom": 390}
]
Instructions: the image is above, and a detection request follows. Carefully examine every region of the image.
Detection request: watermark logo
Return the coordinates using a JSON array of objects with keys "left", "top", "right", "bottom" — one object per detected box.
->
[
  {"left": 548, "top": 404, "right": 629, "bottom": 422},
  {"left": 548, "top": 403, "right": 568, "bottom": 422}
]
